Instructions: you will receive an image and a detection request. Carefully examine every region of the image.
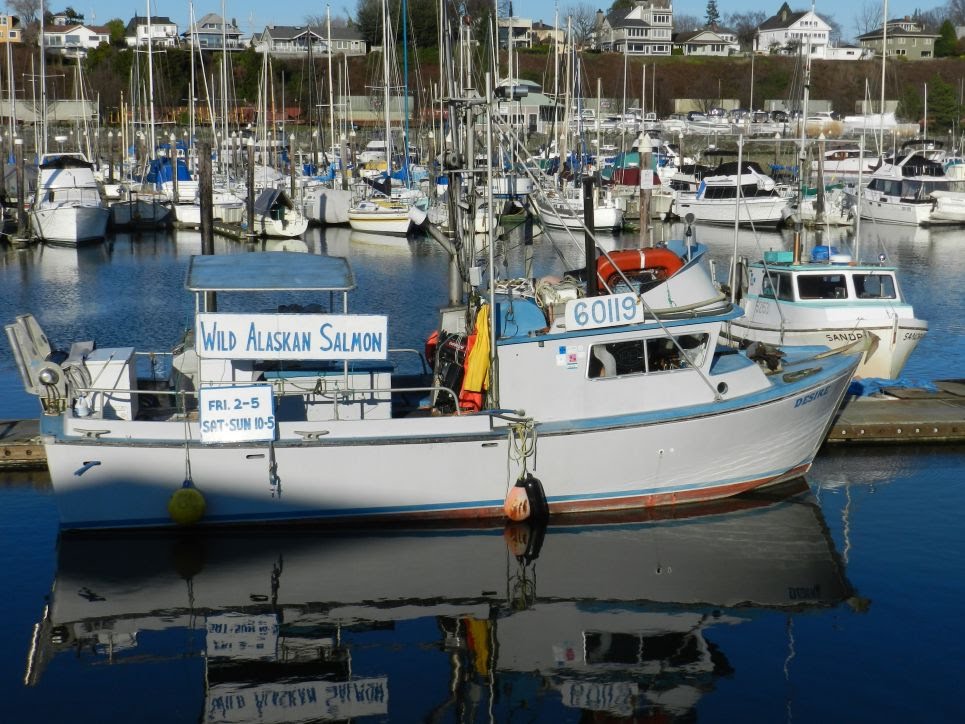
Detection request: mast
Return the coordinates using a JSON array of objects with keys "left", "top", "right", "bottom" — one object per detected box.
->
[
  {"left": 327, "top": 5, "right": 335, "bottom": 168},
  {"left": 879, "top": 0, "right": 888, "bottom": 157},
  {"left": 39, "top": 0, "right": 47, "bottom": 155},
  {"left": 220, "top": 0, "right": 229, "bottom": 170},
  {"left": 188, "top": 0, "right": 197, "bottom": 172},
  {"left": 145, "top": 2, "right": 157, "bottom": 159},
  {"left": 381, "top": 0, "right": 392, "bottom": 192}
]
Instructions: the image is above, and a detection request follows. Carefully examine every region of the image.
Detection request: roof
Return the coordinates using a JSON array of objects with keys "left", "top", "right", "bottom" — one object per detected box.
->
[
  {"left": 605, "top": 10, "right": 651, "bottom": 29},
  {"left": 43, "top": 24, "right": 109, "bottom": 34},
  {"left": 186, "top": 252, "right": 356, "bottom": 292},
  {"left": 857, "top": 26, "right": 940, "bottom": 41},
  {"left": 259, "top": 24, "right": 363, "bottom": 41},
  {"left": 758, "top": 3, "right": 809, "bottom": 31},
  {"left": 183, "top": 13, "right": 241, "bottom": 35},
  {"left": 125, "top": 15, "right": 176, "bottom": 34}
]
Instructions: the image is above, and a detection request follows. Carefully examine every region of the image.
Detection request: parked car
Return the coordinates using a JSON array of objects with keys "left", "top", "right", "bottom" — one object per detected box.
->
[
  {"left": 770, "top": 110, "right": 789, "bottom": 123},
  {"left": 687, "top": 111, "right": 707, "bottom": 122}
]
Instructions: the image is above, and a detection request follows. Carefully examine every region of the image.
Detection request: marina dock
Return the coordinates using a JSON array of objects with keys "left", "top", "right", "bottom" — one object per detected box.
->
[{"left": 3, "top": 382, "right": 963, "bottom": 471}]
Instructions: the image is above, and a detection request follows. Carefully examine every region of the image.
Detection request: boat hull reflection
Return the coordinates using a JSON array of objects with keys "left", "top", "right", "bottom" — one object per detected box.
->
[{"left": 27, "top": 479, "right": 852, "bottom": 721}]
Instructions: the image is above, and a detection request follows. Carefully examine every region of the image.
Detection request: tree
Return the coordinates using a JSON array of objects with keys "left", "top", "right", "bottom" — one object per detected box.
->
[
  {"left": 7, "top": 0, "right": 40, "bottom": 24},
  {"left": 705, "top": 0, "right": 720, "bottom": 27},
  {"left": 925, "top": 75, "right": 962, "bottom": 132},
  {"left": 726, "top": 11, "right": 766, "bottom": 49},
  {"left": 673, "top": 14, "right": 703, "bottom": 32},
  {"left": 949, "top": 0, "right": 965, "bottom": 24},
  {"left": 854, "top": 0, "right": 882, "bottom": 37},
  {"left": 105, "top": 18, "right": 126, "bottom": 46},
  {"left": 563, "top": 3, "right": 596, "bottom": 48},
  {"left": 608, "top": 0, "right": 634, "bottom": 12},
  {"left": 935, "top": 20, "right": 959, "bottom": 57}
]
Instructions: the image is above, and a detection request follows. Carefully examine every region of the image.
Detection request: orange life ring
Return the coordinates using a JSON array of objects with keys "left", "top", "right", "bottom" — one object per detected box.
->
[{"left": 596, "top": 248, "right": 685, "bottom": 288}]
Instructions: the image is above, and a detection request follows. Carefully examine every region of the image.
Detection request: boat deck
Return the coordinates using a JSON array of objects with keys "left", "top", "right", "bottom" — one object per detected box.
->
[{"left": 3, "top": 381, "right": 964, "bottom": 469}]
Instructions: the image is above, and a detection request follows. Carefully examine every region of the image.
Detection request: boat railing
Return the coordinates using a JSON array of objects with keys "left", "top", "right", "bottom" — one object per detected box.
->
[{"left": 68, "top": 379, "right": 466, "bottom": 420}]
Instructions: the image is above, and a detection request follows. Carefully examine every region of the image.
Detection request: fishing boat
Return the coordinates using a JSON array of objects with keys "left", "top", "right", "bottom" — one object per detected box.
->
[
  {"left": 722, "top": 244, "right": 927, "bottom": 380},
  {"left": 6, "top": 227, "right": 864, "bottom": 530},
  {"left": 29, "top": 154, "right": 111, "bottom": 246},
  {"left": 24, "top": 480, "right": 852, "bottom": 721}
]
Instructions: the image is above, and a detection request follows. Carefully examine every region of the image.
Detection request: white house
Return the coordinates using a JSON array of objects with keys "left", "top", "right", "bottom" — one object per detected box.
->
[
  {"left": 125, "top": 15, "right": 179, "bottom": 48},
  {"left": 673, "top": 26, "right": 740, "bottom": 56},
  {"left": 598, "top": 1, "right": 674, "bottom": 56},
  {"left": 42, "top": 24, "right": 109, "bottom": 57},
  {"left": 755, "top": 2, "right": 831, "bottom": 55}
]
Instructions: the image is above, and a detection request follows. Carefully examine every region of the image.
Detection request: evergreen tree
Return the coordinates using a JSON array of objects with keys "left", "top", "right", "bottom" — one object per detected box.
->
[
  {"left": 705, "top": 0, "right": 720, "bottom": 27},
  {"left": 925, "top": 75, "right": 961, "bottom": 133},
  {"left": 935, "top": 20, "right": 959, "bottom": 58}
]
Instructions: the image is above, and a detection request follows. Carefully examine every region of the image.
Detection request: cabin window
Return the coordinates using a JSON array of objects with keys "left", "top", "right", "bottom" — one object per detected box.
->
[
  {"left": 797, "top": 274, "right": 848, "bottom": 300},
  {"left": 589, "top": 333, "right": 709, "bottom": 378},
  {"left": 760, "top": 272, "right": 793, "bottom": 301},
  {"left": 853, "top": 273, "right": 897, "bottom": 299}
]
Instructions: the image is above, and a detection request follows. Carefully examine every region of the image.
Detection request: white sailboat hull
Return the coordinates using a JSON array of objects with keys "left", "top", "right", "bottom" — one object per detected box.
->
[{"left": 110, "top": 199, "right": 172, "bottom": 228}]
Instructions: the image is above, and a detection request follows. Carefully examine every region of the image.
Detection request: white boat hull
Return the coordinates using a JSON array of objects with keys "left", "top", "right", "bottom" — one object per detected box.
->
[
  {"left": 42, "top": 356, "right": 854, "bottom": 530},
  {"left": 30, "top": 205, "right": 110, "bottom": 246},
  {"left": 253, "top": 211, "right": 309, "bottom": 238},
  {"left": 110, "top": 199, "right": 172, "bottom": 229},
  {"left": 674, "top": 194, "right": 787, "bottom": 226},
  {"left": 348, "top": 207, "right": 412, "bottom": 234},
  {"left": 860, "top": 193, "right": 932, "bottom": 225}
]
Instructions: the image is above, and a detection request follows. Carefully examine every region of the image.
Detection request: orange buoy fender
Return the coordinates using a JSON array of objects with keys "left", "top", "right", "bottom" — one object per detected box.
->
[
  {"left": 504, "top": 474, "right": 549, "bottom": 523},
  {"left": 597, "top": 248, "right": 685, "bottom": 287}
]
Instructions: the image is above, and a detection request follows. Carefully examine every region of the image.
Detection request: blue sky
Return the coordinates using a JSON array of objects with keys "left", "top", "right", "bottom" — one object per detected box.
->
[{"left": 49, "top": 1, "right": 935, "bottom": 43}]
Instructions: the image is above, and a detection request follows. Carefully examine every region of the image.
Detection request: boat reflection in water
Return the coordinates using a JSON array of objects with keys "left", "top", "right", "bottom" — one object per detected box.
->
[{"left": 25, "top": 479, "right": 853, "bottom": 721}]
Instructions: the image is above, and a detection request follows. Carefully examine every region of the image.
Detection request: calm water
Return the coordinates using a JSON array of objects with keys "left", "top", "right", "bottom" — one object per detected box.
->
[{"left": 1, "top": 222, "right": 964, "bottom": 722}]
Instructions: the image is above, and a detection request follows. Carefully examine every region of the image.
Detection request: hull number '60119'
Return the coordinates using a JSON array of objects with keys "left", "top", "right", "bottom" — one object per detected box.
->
[{"left": 565, "top": 292, "right": 644, "bottom": 331}]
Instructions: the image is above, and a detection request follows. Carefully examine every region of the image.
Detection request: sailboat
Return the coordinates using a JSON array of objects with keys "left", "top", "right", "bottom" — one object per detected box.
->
[{"left": 347, "top": 0, "right": 426, "bottom": 236}]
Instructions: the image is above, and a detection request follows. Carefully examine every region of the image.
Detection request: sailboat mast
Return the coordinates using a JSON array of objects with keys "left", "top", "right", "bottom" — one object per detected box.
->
[
  {"left": 146, "top": 2, "right": 157, "bottom": 159},
  {"left": 879, "top": 0, "right": 888, "bottom": 156},
  {"left": 327, "top": 5, "right": 335, "bottom": 166},
  {"left": 220, "top": 0, "right": 229, "bottom": 168},
  {"left": 39, "top": 0, "right": 47, "bottom": 155},
  {"left": 382, "top": 0, "right": 392, "bottom": 188}
]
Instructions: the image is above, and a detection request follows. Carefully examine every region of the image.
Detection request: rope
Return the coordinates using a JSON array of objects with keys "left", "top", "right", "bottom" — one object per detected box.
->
[{"left": 507, "top": 419, "right": 537, "bottom": 487}]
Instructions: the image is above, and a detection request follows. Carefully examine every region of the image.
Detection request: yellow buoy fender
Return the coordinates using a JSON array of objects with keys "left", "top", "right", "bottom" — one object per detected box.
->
[{"left": 168, "top": 482, "right": 206, "bottom": 526}]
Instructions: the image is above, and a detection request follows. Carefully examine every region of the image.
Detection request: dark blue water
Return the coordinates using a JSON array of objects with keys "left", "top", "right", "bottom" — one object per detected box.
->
[{"left": 1, "top": 224, "right": 963, "bottom": 722}]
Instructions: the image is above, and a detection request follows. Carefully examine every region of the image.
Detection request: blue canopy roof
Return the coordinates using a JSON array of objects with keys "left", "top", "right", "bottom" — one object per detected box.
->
[{"left": 186, "top": 252, "right": 356, "bottom": 292}]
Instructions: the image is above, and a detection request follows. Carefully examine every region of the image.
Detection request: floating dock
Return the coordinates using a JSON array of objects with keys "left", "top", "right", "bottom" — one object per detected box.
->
[{"left": 3, "top": 382, "right": 963, "bottom": 471}]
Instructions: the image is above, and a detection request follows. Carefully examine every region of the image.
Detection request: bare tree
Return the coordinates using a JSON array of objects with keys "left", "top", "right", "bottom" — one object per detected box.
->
[
  {"left": 949, "top": 0, "right": 965, "bottom": 24},
  {"left": 305, "top": 14, "right": 349, "bottom": 29},
  {"left": 8, "top": 0, "right": 41, "bottom": 24},
  {"left": 726, "top": 11, "right": 766, "bottom": 48},
  {"left": 673, "top": 14, "right": 703, "bottom": 32},
  {"left": 563, "top": 3, "right": 596, "bottom": 48},
  {"left": 853, "top": 0, "right": 882, "bottom": 37}
]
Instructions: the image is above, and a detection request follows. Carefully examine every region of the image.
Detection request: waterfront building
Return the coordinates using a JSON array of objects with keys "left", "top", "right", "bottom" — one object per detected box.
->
[
  {"left": 182, "top": 13, "right": 245, "bottom": 51},
  {"left": 252, "top": 24, "right": 365, "bottom": 57}
]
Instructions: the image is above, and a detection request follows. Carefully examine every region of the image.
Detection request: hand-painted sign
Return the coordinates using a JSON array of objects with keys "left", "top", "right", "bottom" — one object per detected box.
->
[
  {"left": 199, "top": 384, "right": 276, "bottom": 443},
  {"left": 564, "top": 292, "right": 644, "bottom": 331},
  {"left": 196, "top": 313, "right": 388, "bottom": 361}
]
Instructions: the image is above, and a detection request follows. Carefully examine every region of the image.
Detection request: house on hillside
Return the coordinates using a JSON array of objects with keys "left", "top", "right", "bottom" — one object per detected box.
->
[
  {"left": 42, "top": 23, "right": 109, "bottom": 57},
  {"left": 0, "top": 14, "right": 23, "bottom": 44},
  {"left": 182, "top": 14, "right": 245, "bottom": 52},
  {"left": 531, "top": 20, "right": 562, "bottom": 47},
  {"left": 125, "top": 15, "right": 179, "bottom": 48},
  {"left": 497, "top": 16, "right": 532, "bottom": 48},
  {"left": 673, "top": 26, "right": 740, "bottom": 56},
  {"left": 755, "top": 2, "right": 830, "bottom": 55},
  {"left": 857, "top": 17, "right": 939, "bottom": 60},
  {"left": 252, "top": 25, "right": 366, "bottom": 57},
  {"left": 597, "top": 1, "right": 674, "bottom": 56}
]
